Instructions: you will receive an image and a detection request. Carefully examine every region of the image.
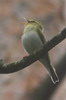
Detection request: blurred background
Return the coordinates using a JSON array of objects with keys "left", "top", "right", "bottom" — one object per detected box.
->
[{"left": 0, "top": 0, "right": 66, "bottom": 100}]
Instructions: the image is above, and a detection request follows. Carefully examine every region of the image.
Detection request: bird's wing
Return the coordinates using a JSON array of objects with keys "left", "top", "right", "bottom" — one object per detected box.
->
[{"left": 37, "top": 29, "right": 46, "bottom": 44}]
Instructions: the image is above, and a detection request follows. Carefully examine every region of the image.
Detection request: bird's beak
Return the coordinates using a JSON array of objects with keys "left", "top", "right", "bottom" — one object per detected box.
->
[
  {"left": 20, "top": 22, "right": 27, "bottom": 24},
  {"left": 20, "top": 18, "right": 28, "bottom": 25}
]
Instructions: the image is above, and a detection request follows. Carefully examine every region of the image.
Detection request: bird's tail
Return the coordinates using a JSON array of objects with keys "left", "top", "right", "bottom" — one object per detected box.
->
[
  {"left": 39, "top": 58, "right": 59, "bottom": 84},
  {"left": 46, "top": 64, "right": 59, "bottom": 84}
]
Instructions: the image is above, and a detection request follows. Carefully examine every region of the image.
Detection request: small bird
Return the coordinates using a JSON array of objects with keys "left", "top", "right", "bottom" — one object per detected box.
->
[{"left": 21, "top": 19, "right": 59, "bottom": 84}]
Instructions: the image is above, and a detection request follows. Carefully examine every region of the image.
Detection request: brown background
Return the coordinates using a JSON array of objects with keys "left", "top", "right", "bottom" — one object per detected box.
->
[{"left": 0, "top": 0, "right": 66, "bottom": 100}]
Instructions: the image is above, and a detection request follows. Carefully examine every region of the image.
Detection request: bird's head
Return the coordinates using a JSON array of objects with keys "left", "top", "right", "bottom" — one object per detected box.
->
[{"left": 22, "top": 19, "right": 44, "bottom": 33}]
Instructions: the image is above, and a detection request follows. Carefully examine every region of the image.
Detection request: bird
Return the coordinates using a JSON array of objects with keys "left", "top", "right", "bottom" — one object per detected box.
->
[{"left": 21, "top": 19, "right": 59, "bottom": 84}]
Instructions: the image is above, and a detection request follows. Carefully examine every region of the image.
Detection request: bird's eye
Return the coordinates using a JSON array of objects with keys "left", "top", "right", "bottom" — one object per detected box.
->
[
  {"left": 29, "top": 21, "right": 35, "bottom": 23},
  {"left": 27, "top": 20, "right": 35, "bottom": 23},
  {"left": 31, "top": 20, "right": 35, "bottom": 23}
]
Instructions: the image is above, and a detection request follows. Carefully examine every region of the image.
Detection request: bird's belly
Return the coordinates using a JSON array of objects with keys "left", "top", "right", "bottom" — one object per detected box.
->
[{"left": 22, "top": 33, "right": 43, "bottom": 54}]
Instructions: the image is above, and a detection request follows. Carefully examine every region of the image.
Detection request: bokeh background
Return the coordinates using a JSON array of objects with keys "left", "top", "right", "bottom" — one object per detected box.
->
[{"left": 0, "top": 0, "right": 66, "bottom": 100}]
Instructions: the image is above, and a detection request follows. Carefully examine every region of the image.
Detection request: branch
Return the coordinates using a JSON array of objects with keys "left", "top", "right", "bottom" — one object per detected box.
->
[{"left": 0, "top": 28, "right": 66, "bottom": 74}]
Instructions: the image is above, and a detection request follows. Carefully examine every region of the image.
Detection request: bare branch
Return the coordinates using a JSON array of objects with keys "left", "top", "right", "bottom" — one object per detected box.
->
[{"left": 0, "top": 28, "right": 66, "bottom": 74}]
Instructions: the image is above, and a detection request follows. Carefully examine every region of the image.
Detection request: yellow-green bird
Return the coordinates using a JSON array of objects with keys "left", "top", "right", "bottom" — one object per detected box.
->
[{"left": 21, "top": 19, "right": 59, "bottom": 84}]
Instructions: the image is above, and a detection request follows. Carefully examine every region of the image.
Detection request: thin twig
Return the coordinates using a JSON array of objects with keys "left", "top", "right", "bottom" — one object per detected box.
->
[{"left": 0, "top": 28, "right": 66, "bottom": 74}]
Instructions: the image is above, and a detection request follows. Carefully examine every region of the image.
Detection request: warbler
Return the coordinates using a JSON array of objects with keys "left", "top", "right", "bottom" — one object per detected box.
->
[{"left": 21, "top": 19, "right": 59, "bottom": 84}]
